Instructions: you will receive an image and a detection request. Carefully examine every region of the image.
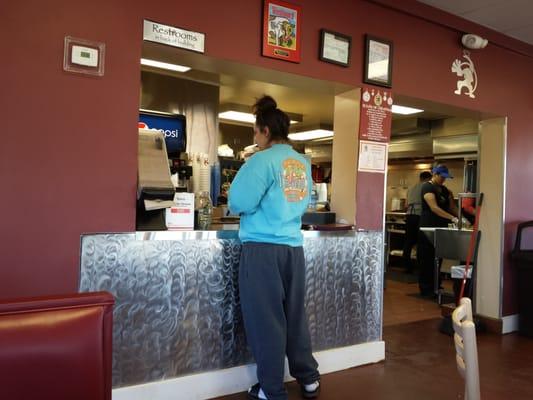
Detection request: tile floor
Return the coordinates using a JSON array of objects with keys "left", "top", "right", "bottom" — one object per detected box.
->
[{"left": 213, "top": 278, "right": 533, "bottom": 400}]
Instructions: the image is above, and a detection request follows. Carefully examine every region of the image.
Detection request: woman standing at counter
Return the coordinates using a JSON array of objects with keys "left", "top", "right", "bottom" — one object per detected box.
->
[{"left": 229, "top": 96, "right": 320, "bottom": 400}]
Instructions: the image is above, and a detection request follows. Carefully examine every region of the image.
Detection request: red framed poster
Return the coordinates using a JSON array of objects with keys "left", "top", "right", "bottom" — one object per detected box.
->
[{"left": 262, "top": 0, "right": 301, "bottom": 63}]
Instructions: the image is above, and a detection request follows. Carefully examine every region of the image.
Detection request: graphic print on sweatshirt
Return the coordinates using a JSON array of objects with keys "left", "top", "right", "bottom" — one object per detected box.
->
[{"left": 281, "top": 158, "right": 308, "bottom": 202}]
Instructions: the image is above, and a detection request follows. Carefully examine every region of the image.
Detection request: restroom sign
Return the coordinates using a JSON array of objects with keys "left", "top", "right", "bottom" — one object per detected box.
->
[{"left": 143, "top": 20, "right": 205, "bottom": 53}]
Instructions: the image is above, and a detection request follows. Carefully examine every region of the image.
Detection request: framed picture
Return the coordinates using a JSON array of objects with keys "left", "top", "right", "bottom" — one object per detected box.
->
[
  {"left": 262, "top": 0, "right": 301, "bottom": 63},
  {"left": 319, "top": 29, "right": 351, "bottom": 67},
  {"left": 364, "top": 35, "right": 393, "bottom": 87}
]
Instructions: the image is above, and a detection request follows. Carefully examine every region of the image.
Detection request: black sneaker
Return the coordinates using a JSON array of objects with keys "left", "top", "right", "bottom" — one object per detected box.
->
[
  {"left": 300, "top": 381, "right": 320, "bottom": 398},
  {"left": 247, "top": 383, "right": 267, "bottom": 400}
]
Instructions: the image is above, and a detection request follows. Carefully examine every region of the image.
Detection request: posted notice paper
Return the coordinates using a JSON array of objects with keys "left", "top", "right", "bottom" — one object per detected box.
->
[{"left": 166, "top": 192, "right": 195, "bottom": 230}]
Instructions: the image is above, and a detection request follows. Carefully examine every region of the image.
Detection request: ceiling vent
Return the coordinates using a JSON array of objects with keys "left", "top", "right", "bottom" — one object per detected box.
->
[
  {"left": 433, "top": 134, "right": 478, "bottom": 156},
  {"left": 389, "top": 135, "right": 433, "bottom": 159},
  {"left": 391, "top": 118, "right": 431, "bottom": 137}
]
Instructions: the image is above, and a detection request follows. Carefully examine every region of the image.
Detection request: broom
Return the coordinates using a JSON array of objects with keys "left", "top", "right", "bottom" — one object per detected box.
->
[
  {"left": 458, "top": 193, "right": 483, "bottom": 301},
  {"left": 439, "top": 193, "right": 483, "bottom": 335}
]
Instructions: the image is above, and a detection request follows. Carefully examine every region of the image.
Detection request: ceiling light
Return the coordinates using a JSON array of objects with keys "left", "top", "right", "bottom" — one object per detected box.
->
[
  {"left": 218, "top": 103, "right": 302, "bottom": 125},
  {"left": 140, "top": 58, "right": 191, "bottom": 73},
  {"left": 219, "top": 111, "right": 256, "bottom": 124},
  {"left": 391, "top": 105, "right": 424, "bottom": 115},
  {"left": 289, "top": 129, "right": 334, "bottom": 141}
]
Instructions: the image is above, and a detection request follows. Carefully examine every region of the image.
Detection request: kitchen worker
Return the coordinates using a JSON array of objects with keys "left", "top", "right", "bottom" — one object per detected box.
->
[
  {"left": 402, "top": 171, "right": 432, "bottom": 274},
  {"left": 417, "top": 164, "right": 460, "bottom": 297},
  {"left": 229, "top": 95, "right": 320, "bottom": 400}
]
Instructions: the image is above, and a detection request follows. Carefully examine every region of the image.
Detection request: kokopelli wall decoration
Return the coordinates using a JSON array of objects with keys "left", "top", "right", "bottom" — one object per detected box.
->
[{"left": 451, "top": 51, "right": 478, "bottom": 99}]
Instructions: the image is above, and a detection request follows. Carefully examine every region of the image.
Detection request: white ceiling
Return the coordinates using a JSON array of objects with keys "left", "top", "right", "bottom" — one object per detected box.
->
[{"left": 417, "top": 0, "right": 533, "bottom": 45}]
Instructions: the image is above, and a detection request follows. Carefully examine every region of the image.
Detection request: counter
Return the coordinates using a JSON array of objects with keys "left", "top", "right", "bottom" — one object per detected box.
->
[
  {"left": 385, "top": 213, "right": 407, "bottom": 263},
  {"left": 79, "top": 230, "right": 384, "bottom": 393},
  {"left": 420, "top": 227, "right": 475, "bottom": 259}
]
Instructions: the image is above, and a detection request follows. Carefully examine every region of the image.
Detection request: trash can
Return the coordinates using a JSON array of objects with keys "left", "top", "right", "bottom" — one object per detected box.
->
[{"left": 511, "top": 221, "right": 533, "bottom": 337}]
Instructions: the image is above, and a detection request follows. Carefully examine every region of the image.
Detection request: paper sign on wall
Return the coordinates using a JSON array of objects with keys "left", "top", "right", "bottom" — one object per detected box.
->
[
  {"left": 358, "top": 140, "right": 388, "bottom": 173},
  {"left": 143, "top": 20, "right": 205, "bottom": 53}
]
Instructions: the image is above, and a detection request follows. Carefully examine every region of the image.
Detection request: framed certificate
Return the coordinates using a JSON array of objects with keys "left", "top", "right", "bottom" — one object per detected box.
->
[
  {"left": 364, "top": 35, "right": 393, "bottom": 87},
  {"left": 319, "top": 29, "right": 351, "bottom": 67},
  {"left": 262, "top": 0, "right": 301, "bottom": 63}
]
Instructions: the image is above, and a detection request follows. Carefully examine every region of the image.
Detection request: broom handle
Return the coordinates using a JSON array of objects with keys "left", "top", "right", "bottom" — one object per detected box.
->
[{"left": 458, "top": 193, "right": 483, "bottom": 301}]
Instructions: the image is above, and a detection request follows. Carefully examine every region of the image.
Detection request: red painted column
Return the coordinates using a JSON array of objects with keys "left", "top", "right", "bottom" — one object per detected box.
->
[{"left": 355, "top": 86, "right": 392, "bottom": 231}]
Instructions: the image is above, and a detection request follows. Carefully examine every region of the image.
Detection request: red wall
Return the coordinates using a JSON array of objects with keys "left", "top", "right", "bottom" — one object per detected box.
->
[
  {"left": 0, "top": 1, "right": 141, "bottom": 297},
  {"left": 1, "top": 0, "right": 532, "bottom": 315}
]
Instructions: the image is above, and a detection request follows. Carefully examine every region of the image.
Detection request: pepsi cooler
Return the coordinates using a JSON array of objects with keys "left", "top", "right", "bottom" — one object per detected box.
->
[{"left": 139, "top": 110, "right": 186, "bottom": 158}]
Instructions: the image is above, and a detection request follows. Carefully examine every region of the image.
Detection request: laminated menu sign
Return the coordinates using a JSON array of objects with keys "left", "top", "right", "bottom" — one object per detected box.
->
[
  {"left": 359, "top": 87, "right": 393, "bottom": 143},
  {"left": 166, "top": 193, "right": 195, "bottom": 230}
]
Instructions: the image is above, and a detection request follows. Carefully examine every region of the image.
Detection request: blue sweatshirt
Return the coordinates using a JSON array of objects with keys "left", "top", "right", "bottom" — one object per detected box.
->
[{"left": 228, "top": 144, "right": 311, "bottom": 247}]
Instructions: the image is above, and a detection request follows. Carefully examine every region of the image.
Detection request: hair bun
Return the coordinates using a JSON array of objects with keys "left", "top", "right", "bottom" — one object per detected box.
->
[{"left": 253, "top": 95, "right": 277, "bottom": 115}]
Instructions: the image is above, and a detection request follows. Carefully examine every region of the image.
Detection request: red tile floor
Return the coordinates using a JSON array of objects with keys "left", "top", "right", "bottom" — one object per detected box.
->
[{"left": 213, "top": 277, "right": 533, "bottom": 400}]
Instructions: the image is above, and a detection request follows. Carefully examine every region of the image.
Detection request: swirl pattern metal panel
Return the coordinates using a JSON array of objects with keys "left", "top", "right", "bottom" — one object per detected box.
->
[{"left": 79, "top": 231, "right": 382, "bottom": 388}]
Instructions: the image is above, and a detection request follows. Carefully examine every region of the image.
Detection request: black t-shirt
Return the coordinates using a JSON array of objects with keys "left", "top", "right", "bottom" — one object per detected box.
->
[{"left": 420, "top": 182, "right": 453, "bottom": 227}]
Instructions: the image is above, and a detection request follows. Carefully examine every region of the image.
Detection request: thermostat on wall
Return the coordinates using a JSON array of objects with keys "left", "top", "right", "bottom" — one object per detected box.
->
[
  {"left": 71, "top": 45, "right": 98, "bottom": 67},
  {"left": 63, "top": 36, "right": 105, "bottom": 76}
]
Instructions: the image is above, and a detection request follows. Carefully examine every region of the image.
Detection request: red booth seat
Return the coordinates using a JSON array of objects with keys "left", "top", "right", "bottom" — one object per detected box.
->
[{"left": 0, "top": 291, "right": 114, "bottom": 400}]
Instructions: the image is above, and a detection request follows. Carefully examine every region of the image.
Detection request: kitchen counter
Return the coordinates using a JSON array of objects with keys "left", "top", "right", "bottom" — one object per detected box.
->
[
  {"left": 386, "top": 211, "right": 407, "bottom": 217},
  {"left": 386, "top": 212, "right": 407, "bottom": 226},
  {"left": 420, "top": 227, "right": 477, "bottom": 262},
  {"left": 420, "top": 226, "right": 474, "bottom": 242}
]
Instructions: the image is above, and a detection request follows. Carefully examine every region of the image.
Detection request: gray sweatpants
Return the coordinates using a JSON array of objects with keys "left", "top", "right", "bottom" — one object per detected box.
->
[{"left": 239, "top": 242, "right": 320, "bottom": 400}]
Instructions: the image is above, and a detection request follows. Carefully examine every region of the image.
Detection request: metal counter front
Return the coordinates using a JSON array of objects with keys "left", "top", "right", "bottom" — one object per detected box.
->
[{"left": 79, "top": 230, "right": 383, "bottom": 388}]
